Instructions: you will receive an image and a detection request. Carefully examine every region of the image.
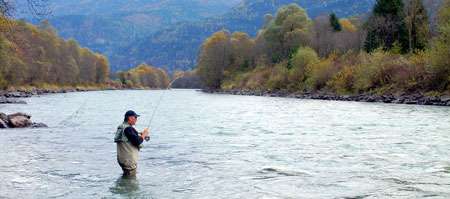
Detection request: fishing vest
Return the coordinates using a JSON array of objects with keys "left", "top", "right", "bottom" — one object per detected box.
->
[{"left": 114, "top": 121, "right": 143, "bottom": 149}]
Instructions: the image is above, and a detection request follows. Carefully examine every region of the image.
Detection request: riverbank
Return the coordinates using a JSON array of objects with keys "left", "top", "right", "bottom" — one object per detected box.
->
[
  {"left": 0, "top": 88, "right": 111, "bottom": 98},
  {"left": 202, "top": 89, "right": 450, "bottom": 106}
]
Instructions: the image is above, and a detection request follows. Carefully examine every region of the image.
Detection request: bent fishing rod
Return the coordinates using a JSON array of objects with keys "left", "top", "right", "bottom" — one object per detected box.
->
[{"left": 144, "top": 76, "right": 190, "bottom": 141}]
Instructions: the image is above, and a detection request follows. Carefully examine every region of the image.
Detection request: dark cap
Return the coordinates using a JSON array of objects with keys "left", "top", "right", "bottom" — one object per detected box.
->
[{"left": 125, "top": 110, "right": 140, "bottom": 117}]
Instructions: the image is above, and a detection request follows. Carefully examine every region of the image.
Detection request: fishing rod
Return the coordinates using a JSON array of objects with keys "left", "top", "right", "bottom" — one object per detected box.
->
[{"left": 144, "top": 76, "right": 190, "bottom": 141}]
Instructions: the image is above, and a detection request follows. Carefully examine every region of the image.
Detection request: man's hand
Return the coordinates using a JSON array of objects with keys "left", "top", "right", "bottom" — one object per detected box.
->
[{"left": 141, "top": 128, "right": 149, "bottom": 139}]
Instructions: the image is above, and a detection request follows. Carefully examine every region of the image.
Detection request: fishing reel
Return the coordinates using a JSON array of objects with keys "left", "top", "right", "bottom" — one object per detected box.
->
[{"left": 139, "top": 132, "right": 150, "bottom": 142}]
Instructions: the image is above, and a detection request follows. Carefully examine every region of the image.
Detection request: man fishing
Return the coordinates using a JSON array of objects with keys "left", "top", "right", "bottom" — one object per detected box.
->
[{"left": 114, "top": 110, "right": 149, "bottom": 175}]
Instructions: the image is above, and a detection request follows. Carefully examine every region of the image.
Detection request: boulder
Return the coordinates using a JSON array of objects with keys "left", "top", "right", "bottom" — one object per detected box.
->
[
  {"left": 9, "top": 116, "right": 33, "bottom": 128},
  {"left": 8, "top": 112, "right": 31, "bottom": 119}
]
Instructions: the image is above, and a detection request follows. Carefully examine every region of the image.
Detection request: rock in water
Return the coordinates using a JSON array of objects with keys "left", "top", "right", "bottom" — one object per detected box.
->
[
  {"left": 9, "top": 116, "right": 33, "bottom": 128},
  {"left": 8, "top": 112, "right": 31, "bottom": 119}
]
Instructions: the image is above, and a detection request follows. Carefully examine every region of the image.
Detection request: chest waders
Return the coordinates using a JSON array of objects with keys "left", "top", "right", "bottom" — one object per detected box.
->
[{"left": 114, "top": 121, "right": 143, "bottom": 149}]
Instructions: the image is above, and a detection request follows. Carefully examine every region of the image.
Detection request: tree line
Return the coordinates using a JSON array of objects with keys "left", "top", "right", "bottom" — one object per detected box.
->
[
  {"left": 0, "top": 16, "right": 171, "bottom": 90},
  {"left": 197, "top": 0, "right": 450, "bottom": 95}
]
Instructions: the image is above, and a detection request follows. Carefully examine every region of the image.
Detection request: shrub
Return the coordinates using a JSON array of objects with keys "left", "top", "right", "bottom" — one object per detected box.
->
[
  {"left": 305, "top": 57, "right": 334, "bottom": 91},
  {"left": 353, "top": 50, "right": 405, "bottom": 92},
  {"left": 268, "top": 62, "right": 288, "bottom": 90},
  {"left": 290, "top": 47, "right": 319, "bottom": 80},
  {"left": 327, "top": 64, "right": 356, "bottom": 94}
]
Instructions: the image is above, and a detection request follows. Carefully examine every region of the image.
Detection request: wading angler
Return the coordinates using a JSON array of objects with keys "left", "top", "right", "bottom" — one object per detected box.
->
[{"left": 114, "top": 110, "right": 149, "bottom": 175}]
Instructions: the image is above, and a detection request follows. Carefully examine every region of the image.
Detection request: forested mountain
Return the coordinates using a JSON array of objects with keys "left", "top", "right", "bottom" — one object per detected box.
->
[
  {"left": 111, "top": 0, "right": 378, "bottom": 72},
  {"left": 24, "top": 0, "right": 242, "bottom": 59}
]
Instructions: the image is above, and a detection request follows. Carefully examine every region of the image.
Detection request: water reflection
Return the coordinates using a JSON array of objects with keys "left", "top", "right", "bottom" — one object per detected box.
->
[{"left": 110, "top": 174, "right": 139, "bottom": 197}]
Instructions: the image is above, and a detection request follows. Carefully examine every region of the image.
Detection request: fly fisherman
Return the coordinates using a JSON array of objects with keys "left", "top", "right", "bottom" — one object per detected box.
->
[{"left": 114, "top": 110, "right": 149, "bottom": 175}]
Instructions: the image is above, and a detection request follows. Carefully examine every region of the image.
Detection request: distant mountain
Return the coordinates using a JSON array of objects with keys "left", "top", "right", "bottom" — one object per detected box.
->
[
  {"left": 112, "top": 0, "right": 377, "bottom": 72},
  {"left": 26, "top": 0, "right": 242, "bottom": 57}
]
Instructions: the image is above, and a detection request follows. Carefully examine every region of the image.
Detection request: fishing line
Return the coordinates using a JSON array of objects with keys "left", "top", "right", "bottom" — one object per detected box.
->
[
  {"left": 146, "top": 76, "right": 189, "bottom": 128},
  {"left": 144, "top": 76, "right": 191, "bottom": 141},
  {"left": 59, "top": 100, "right": 86, "bottom": 126}
]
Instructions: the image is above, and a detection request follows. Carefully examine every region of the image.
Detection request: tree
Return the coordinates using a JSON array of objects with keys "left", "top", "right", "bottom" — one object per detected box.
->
[
  {"left": 198, "top": 30, "right": 232, "bottom": 89},
  {"left": 264, "top": 3, "right": 311, "bottom": 60},
  {"left": 404, "top": 0, "right": 429, "bottom": 52},
  {"left": 330, "top": 12, "right": 342, "bottom": 31},
  {"left": 339, "top": 18, "right": 356, "bottom": 32},
  {"left": 229, "top": 32, "right": 255, "bottom": 72},
  {"left": 426, "top": 0, "right": 450, "bottom": 91},
  {"left": 94, "top": 53, "right": 110, "bottom": 84},
  {"left": 364, "top": 0, "right": 410, "bottom": 53}
]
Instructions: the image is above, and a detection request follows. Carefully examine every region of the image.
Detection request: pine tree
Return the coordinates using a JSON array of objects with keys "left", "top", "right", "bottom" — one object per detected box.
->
[
  {"left": 364, "top": 0, "right": 410, "bottom": 53},
  {"left": 404, "top": 0, "right": 429, "bottom": 52},
  {"left": 330, "top": 12, "right": 342, "bottom": 31}
]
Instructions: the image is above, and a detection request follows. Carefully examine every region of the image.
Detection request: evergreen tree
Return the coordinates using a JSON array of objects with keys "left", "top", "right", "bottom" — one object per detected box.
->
[
  {"left": 330, "top": 12, "right": 342, "bottom": 31},
  {"left": 404, "top": 0, "right": 429, "bottom": 52},
  {"left": 364, "top": 0, "right": 410, "bottom": 53}
]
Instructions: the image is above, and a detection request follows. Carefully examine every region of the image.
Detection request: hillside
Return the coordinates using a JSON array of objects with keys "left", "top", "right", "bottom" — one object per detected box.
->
[
  {"left": 111, "top": 0, "right": 377, "bottom": 72},
  {"left": 25, "top": 0, "right": 242, "bottom": 58}
]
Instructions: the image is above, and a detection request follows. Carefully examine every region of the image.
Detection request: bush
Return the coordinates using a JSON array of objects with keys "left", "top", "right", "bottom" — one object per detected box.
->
[
  {"left": 268, "top": 62, "right": 288, "bottom": 90},
  {"left": 354, "top": 50, "right": 403, "bottom": 92},
  {"left": 245, "top": 67, "right": 271, "bottom": 90},
  {"left": 288, "top": 46, "right": 319, "bottom": 90},
  {"left": 327, "top": 64, "right": 356, "bottom": 94},
  {"left": 305, "top": 56, "right": 334, "bottom": 91}
]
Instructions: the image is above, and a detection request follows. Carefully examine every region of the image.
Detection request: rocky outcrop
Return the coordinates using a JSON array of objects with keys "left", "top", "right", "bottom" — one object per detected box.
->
[
  {"left": 202, "top": 89, "right": 450, "bottom": 106},
  {"left": 0, "top": 112, "right": 48, "bottom": 128}
]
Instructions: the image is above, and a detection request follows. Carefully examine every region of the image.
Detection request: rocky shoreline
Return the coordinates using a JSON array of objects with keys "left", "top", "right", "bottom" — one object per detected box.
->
[
  {"left": 0, "top": 88, "right": 112, "bottom": 104},
  {"left": 202, "top": 89, "right": 450, "bottom": 106}
]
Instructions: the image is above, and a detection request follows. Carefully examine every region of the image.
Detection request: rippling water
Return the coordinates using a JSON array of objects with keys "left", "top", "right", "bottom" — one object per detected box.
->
[{"left": 0, "top": 90, "right": 449, "bottom": 198}]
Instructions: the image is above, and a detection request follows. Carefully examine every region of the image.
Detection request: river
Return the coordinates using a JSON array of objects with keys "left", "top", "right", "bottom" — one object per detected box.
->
[{"left": 0, "top": 89, "right": 449, "bottom": 198}]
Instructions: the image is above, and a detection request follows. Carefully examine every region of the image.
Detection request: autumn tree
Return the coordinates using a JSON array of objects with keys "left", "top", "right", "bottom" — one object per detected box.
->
[
  {"left": 229, "top": 32, "right": 255, "bottom": 72},
  {"left": 198, "top": 30, "right": 232, "bottom": 89},
  {"left": 263, "top": 3, "right": 311, "bottom": 60}
]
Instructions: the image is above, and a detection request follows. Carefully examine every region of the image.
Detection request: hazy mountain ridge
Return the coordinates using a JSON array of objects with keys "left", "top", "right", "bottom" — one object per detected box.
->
[
  {"left": 112, "top": 0, "right": 377, "bottom": 72},
  {"left": 26, "top": 0, "right": 242, "bottom": 58}
]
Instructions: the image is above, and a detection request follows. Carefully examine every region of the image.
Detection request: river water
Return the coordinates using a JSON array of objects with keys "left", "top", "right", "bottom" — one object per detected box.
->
[{"left": 0, "top": 89, "right": 449, "bottom": 198}]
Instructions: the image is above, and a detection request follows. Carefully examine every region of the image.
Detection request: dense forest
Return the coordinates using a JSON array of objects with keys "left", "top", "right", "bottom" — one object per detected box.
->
[
  {"left": 112, "top": 0, "right": 380, "bottom": 72},
  {"left": 0, "top": 16, "right": 169, "bottom": 90},
  {"left": 196, "top": 0, "right": 450, "bottom": 96},
  {"left": 27, "top": 0, "right": 242, "bottom": 64}
]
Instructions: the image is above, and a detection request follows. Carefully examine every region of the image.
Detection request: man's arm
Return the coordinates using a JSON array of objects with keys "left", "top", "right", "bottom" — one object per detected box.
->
[{"left": 124, "top": 127, "right": 144, "bottom": 147}]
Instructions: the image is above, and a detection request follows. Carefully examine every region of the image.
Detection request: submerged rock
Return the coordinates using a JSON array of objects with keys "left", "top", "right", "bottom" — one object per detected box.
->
[{"left": 31, "top": 123, "right": 48, "bottom": 128}]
